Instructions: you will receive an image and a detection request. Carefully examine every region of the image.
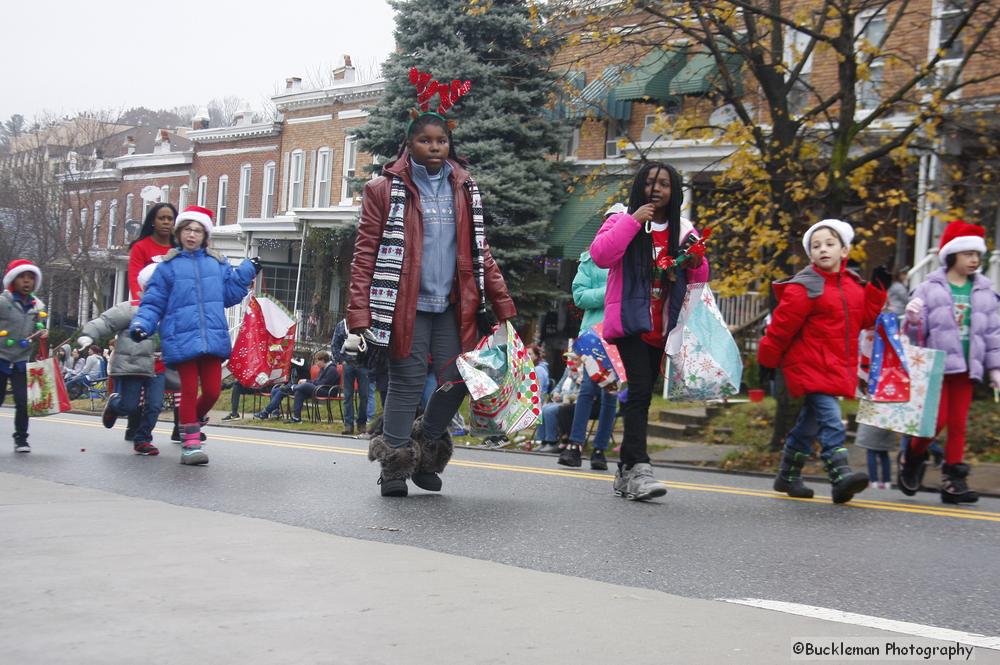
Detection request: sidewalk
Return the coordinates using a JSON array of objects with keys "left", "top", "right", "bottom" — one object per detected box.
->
[{"left": 4, "top": 472, "right": 995, "bottom": 665}]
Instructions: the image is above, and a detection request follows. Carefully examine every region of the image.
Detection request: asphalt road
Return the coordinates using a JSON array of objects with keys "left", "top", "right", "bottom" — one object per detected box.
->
[{"left": 3, "top": 411, "right": 999, "bottom": 640}]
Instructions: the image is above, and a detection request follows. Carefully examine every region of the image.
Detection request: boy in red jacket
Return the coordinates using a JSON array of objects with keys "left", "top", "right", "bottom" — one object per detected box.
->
[{"left": 759, "top": 220, "right": 888, "bottom": 503}]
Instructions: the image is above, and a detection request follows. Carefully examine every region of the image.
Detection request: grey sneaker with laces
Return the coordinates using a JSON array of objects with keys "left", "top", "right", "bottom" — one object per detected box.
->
[{"left": 618, "top": 462, "right": 667, "bottom": 501}]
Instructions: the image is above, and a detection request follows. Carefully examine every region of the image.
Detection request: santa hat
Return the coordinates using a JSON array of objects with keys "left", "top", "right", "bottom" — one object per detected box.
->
[
  {"left": 938, "top": 220, "right": 987, "bottom": 264},
  {"left": 136, "top": 263, "right": 159, "bottom": 292},
  {"left": 175, "top": 205, "right": 214, "bottom": 237},
  {"left": 4, "top": 259, "right": 42, "bottom": 291},
  {"left": 802, "top": 218, "right": 855, "bottom": 253}
]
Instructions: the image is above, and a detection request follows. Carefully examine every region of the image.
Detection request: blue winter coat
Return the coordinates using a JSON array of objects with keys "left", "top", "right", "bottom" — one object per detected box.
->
[{"left": 132, "top": 248, "right": 256, "bottom": 367}]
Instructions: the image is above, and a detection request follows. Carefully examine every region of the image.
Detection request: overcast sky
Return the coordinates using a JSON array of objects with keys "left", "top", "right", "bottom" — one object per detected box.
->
[{"left": 1, "top": 0, "right": 397, "bottom": 123}]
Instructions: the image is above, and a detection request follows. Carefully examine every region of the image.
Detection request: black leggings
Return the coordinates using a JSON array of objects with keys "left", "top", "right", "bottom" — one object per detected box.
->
[
  {"left": 612, "top": 335, "right": 663, "bottom": 466},
  {"left": 0, "top": 368, "right": 29, "bottom": 441}
]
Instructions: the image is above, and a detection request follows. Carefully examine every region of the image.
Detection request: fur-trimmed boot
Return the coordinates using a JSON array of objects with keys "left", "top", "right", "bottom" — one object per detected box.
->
[
  {"left": 411, "top": 417, "right": 453, "bottom": 492},
  {"left": 940, "top": 463, "right": 979, "bottom": 504},
  {"left": 368, "top": 434, "right": 420, "bottom": 497},
  {"left": 824, "top": 448, "right": 868, "bottom": 504},
  {"left": 180, "top": 424, "right": 208, "bottom": 466},
  {"left": 773, "top": 449, "right": 814, "bottom": 499}
]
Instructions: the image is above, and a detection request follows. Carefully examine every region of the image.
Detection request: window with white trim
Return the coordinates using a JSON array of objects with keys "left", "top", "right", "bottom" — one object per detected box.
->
[
  {"left": 80, "top": 208, "right": 89, "bottom": 248},
  {"left": 126, "top": 193, "right": 135, "bottom": 223},
  {"left": 239, "top": 164, "right": 252, "bottom": 219},
  {"left": 927, "top": 0, "right": 965, "bottom": 95},
  {"left": 315, "top": 148, "right": 332, "bottom": 207},
  {"left": 784, "top": 25, "right": 815, "bottom": 114},
  {"left": 179, "top": 185, "right": 189, "bottom": 210},
  {"left": 605, "top": 122, "right": 626, "bottom": 158},
  {"left": 142, "top": 197, "right": 150, "bottom": 219},
  {"left": 66, "top": 208, "right": 73, "bottom": 241},
  {"left": 341, "top": 138, "right": 358, "bottom": 203},
  {"left": 197, "top": 176, "right": 208, "bottom": 207},
  {"left": 262, "top": 161, "right": 276, "bottom": 218},
  {"left": 108, "top": 199, "right": 119, "bottom": 248},
  {"left": 160, "top": 185, "right": 170, "bottom": 205},
  {"left": 93, "top": 200, "right": 103, "bottom": 246},
  {"left": 855, "top": 11, "right": 887, "bottom": 110},
  {"left": 289, "top": 150, "right": 305, "bottom": 207},
  {"left": 217, "top": 175, "right": 229, "bottom": 225}
]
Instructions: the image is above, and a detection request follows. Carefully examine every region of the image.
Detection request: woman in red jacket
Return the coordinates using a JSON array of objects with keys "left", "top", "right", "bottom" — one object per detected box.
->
[
  {"left": 345, "top": 70, "right": 516, "bottom": 498},
  {"left": 758, "top": 219, "right": 887, "bottom": 504}
]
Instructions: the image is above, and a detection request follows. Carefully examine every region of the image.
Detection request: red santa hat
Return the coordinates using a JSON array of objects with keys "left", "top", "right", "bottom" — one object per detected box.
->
[
  {"left": 4, "top": 259, "right": 42, "bottom": 291},
  {"left": 938, "top": 220, "right": 987, "bottom": 264},
  {"left": 802, "top": 218, "right": 855, "bottom": 253},
  {"left": 175, "top": 205, "right": 214, "bottom": 237}
]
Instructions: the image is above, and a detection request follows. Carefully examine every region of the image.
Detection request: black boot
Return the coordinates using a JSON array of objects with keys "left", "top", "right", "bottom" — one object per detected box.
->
[
  {"left": 773, "top": 449, "right": 814, "bottom": 498},
  {"left": 896, "top": 448, "right": 928, "bottom": 496},
  {"left": 368, "top": 434, "right": 419, "bottom": 497},
  {"left": 940, "top": 463, "right": 979, "bottom": 504},
  {"left": 411, "top": 417, "right": 452, "bottom": 492},
  {"left": 557, "top": 444, "right": 582, "bottom": 468},
  {"left": 824, "top": 448, "right": 868, "bottom": 504},
  {"left": 170, "top": 407, "right": 180, "bottom": 442}
]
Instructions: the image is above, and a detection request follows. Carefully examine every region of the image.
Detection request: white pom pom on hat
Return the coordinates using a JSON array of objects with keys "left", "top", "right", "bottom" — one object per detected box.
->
[
  {"left": 137, "top": 263, "right": 159, "bottom": 291},
  {"left": 802, "top": 219, "right": 855, "bottom": 253}
]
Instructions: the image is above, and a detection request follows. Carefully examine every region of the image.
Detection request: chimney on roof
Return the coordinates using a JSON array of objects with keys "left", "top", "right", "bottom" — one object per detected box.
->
[
  {"left": 124, "top": 136, "right": 136, "bottom": 155},
  {"left": 286, "top": 76, "right": 303, "bottom": 91},
  {"left": 192, "top": 106, "right": 210, "bottom": 130},
  {"left": 332, "top": 55, "right": 356, "bottom": 82},
  {"left": 154, "top": 129, "right": 171, "bottom": 154},
  {"left": 233, "top": 102, "right": 254, "bottom": 127}
]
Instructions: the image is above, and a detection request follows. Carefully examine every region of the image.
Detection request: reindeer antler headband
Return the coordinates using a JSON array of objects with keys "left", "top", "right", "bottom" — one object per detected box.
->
[{"left": 406, "top": 67, "right": 472, "bottom": 135}]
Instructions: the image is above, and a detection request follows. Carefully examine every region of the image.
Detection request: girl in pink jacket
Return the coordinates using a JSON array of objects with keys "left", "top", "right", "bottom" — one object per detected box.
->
[{"left": 589, "top": 162, "right": 709, "bottom": 502}]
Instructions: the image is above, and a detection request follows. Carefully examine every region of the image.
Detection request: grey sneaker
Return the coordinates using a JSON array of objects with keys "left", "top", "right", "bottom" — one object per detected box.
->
[
  {"left": 14, "top": 442, "right": 30, "bottom": 453},
  {"left": 613, "top": 465, "right": 630, "bottom": 496},
  {"left": 621, "top": 463, "right": 667, "bottom": 501},
  {"left": 180, "top": 445, "right": 209, "bottom": 466}
]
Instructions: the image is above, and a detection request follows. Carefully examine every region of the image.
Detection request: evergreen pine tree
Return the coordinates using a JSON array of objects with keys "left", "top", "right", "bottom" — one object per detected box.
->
[{"left": 354, "top": 0, "right": 568, "bottom": 317}]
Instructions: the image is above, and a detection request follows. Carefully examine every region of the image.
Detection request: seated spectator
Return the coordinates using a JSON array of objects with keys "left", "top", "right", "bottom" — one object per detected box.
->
[
  {"left": 224, "top": 356, "right": 309, "bottom": 421},
  {"left": 254, "top": 351, "right": 339, "bottom": 423},
  {"left": 534, "top": 353, "right": 583, "bottom": 453},
  {"left": 65, "top": 345, "right": 105, "bottom": 397},
  {"left": 527, "top": 344, "right": 550, "bottom": 398}
]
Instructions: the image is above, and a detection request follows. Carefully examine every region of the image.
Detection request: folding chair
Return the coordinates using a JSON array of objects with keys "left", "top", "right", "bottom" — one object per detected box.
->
[{"left": 309, "top": 363, "right": 344, "bottom": 423}]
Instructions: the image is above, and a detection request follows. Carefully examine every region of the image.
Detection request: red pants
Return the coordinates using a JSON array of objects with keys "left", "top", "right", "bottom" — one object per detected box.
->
[
  {"left": 176, "top": 355, "right": 222, "bottom": 425},
  {"left": 910, "top": 372, "right": 974, "bottom": 465}
]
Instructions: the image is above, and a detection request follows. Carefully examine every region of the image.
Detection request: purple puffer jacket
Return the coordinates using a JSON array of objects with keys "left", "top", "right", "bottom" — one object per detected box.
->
[{"left": 910, "top": 269, "right": 1000, "bottom": 380}]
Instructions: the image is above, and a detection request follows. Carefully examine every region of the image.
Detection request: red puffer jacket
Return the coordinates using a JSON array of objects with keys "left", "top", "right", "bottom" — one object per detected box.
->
[
  {"left": 347, "top": 151, "right": 516, "bottom": 360},
  {"left": 758, "top": 263, "right": 885, "bottom": 398}
]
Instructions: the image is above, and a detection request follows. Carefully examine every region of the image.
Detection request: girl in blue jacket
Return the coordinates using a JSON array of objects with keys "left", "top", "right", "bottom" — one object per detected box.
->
[{"left": 131, "top": 205, "right": 259, "bottom": 465}]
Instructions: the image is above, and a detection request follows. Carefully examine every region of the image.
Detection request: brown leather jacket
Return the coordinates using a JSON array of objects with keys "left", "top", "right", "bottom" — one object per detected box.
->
[{"left": 347, "top": 151, "right": 516, "bottom": 359}]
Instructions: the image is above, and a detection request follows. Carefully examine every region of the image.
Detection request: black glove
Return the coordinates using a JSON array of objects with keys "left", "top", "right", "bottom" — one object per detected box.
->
[
  {"left": 129, "top": 327, "right": 148, "bottom": 343},
  {"left": 249, "top": 257, "right": 263, "bottom": 274},
  {"left": 870, "top": 265, "right": 892, "bottom": 290}
]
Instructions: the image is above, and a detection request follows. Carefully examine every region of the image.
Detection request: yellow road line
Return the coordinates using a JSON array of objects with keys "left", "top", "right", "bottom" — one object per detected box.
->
[{"left": 10, "top": 413, "right": 1000, "bottom": 523}]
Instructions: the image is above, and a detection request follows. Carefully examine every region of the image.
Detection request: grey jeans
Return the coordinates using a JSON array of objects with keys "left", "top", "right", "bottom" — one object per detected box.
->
[{"left": 383, "top": 308, "right": 468, "bottom": 448}]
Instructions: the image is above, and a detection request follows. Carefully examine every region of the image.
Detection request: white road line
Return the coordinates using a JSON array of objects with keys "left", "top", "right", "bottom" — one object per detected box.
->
[{"left": 718, "top": 598, "right": 1000, "bottom": 651}]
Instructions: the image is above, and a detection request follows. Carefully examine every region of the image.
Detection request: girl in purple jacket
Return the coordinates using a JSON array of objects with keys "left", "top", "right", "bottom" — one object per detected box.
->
[
  {"left": 589, "top": 163, "right": 709, "bottom": 502},
  {"left": 898, "top": 221, "right": 1000, "bottom": 503}
]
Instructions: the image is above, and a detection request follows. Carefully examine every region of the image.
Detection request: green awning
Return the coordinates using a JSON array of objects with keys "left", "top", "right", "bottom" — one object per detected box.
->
[
  {"left": 545, "top": 70, "right": 587, "bottom": 120},
  {"left": 546, "top": 180, "right": 627, "bottom": 259},
  {"left": 566, "top": 66, "right": 632, "bottom": 121},
  {"left": 614, "top": 48, "right": 688, "bottom": 102},
  {"left": 669, "top": 50, "right": 743, "bottom": 95}
]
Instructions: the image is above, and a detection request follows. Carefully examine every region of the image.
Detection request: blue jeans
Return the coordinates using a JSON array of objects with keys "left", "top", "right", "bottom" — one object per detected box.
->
[
  {"left": 538, "top": 402, "right": 563, "bottom": 442},
  {"left": 867, "top": 449, "right": 891, "bottom": 483},
  {"left": 109, "top": 374, "right": 165, "bottom": 444},
  {"left": 342, "top": 364, "right": 370, "bottom": 427},
  {"left": 784, "top": 393, "right": 845, "bottom": 462},
  {"left": 262, "top": 384, "right": 288, "bottom": 415},
  {"left": 568, "top": 373, "right": 617, "bottom": 450}
]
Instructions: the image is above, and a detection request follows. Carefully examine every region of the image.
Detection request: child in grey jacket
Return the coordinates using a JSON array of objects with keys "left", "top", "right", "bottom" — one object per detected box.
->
[
  {"left": 79, "top": 263, "right": 164, "bottom": 456},
  {"left": 0, "top": 260, "right": 47, "bottom": 453}
]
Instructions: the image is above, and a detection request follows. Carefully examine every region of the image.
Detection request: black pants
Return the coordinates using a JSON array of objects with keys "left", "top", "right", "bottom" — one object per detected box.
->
[
  {"left": 612, "top": 335, "right": 663, "bottom": 466},
  {"left": 0, "top": 368, "right": 29, "bottom": 442}
]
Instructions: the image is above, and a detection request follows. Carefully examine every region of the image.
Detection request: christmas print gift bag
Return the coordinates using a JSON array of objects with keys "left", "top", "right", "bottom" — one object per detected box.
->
[
  {"left": 26, "top": 356, "right": 72, "bottom": 416},
  {"left": 856, "top": 338, "right": 945, "bottom": 437},
  {"left": 456, "top": 321, "right": 541, "bottom": 436},
  {"left": 573, "top": 323, "right": 627, "bottom": 385},
  {"left": 866, "top": 312, "right": 911, "bottom": 402},
  {"left": 228, "top": 295, "right": 297, "bottom": 388},
  {"left": 663, "top": 283, "right": 742, "bottom": 400}
]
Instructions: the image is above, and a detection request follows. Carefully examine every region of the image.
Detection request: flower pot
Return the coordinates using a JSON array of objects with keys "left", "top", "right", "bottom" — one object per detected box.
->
[{"left": 748, "top": 388, "right": 765, "bottom": 403}]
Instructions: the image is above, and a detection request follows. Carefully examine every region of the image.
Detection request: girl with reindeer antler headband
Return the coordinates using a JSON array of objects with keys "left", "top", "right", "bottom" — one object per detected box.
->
[{"left": 344, "top": 67, "right": 516, "bottom": 498}]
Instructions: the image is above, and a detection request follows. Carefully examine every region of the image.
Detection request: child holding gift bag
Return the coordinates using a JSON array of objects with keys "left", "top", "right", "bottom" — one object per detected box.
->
[
  {"left": 759, "top": 220, "right": 887, "bottom": 504},
  {"left": 589, "top": 163, "right": 709, "bottom": 502},
  {"left": 0, "top": 260, "right": 47, "bottom": 453},
  {"left": 346, "top": 69, "right": 515, "bottom": 498},
  {"left": 898, "top": 221, "right": 1000, "bottom": 503},
  {"left": 130, "top": 205, "right": 260, "bottom": 465}
]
